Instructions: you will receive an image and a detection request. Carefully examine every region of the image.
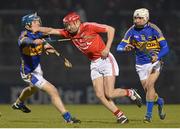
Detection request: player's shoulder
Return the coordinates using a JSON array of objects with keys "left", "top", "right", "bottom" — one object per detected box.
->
[
  {"left": 20, "top": 30, "right": 27, "bottom": 36},
  {"left": 82, "top": 22, "right": 107, "bottom": 28},
  {"left": 19, "top": 30, "right": 28, "bottom": 39},
  {"left": 148, "top": 22, "right": 162, "bottom": 33}
]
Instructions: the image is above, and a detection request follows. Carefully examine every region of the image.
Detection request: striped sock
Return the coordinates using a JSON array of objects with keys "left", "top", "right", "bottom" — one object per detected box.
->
[
  {"left": 126, "top": 89, "right": 133, "bottom": 97},
  {"left": 114, "top": 109, "right": 123, "bottom": 119}
]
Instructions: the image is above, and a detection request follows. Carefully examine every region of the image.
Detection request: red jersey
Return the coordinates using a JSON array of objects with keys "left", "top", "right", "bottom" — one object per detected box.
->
[{"left": 59, "top": 22, "right": 107, "bottom": 60}]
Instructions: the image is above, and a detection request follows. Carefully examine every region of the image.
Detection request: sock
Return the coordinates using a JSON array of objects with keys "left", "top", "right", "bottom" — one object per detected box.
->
[
  {"left": 114, "top": 109, "right": 123, "bottom": 119},
  {"left": 18, "top": 102, "right": 24, "bottom": 106},
  {"left": 145, "top": 101, "right": 154, "bottom": 118},
  {"left": 62, "top": 112, "right": 72, "bottom": 122},
  {"left": 125, "top": 89, "right": 133, "bottom": 97},
  {"left": 155, "top": 96, "right": 163, "bottom": 106}
]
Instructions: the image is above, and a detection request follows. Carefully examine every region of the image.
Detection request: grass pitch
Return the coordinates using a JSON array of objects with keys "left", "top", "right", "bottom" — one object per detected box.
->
[{"left": 0, "top": 104, "right": 180, "bottom": 128}]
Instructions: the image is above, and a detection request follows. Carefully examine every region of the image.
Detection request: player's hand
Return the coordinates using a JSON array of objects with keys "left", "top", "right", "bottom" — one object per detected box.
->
[
  {"left": 33, "top": 39, "right": 44, "bottom": 45},
  {"left": 44, "top": 44, "right": 56, "bottom": 55},
  {"left": 64, "top": 58, "right": 72, "bottom": 68},
  {"left": 151, "top": 54, "right": 158, "bottom": 63},
  {"left": 101, "top": 47, "right": 110, "bottom": 59},
  {"left": 125, "top": 44, "right": 134, "bottom": 51}
]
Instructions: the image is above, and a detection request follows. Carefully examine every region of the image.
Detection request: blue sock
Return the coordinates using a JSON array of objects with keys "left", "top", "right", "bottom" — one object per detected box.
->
[
  {"left": 62, "top": 112, "right": 72, "bottom": 122},
  {"left": 156, "top": 97, "right": 164, "bottom": 106},
  {"left": 146, "top": 101, "right": 154, "bottom": 118}
]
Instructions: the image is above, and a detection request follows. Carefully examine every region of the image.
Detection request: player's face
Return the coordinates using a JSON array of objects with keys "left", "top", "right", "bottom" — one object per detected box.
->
[
  {"left": 31, "top": 20, "right": 41, "bottom": 28},
  {"left": 64, "top": 20, "right": 80, "bottom": 33},
  {"left": 25, "top": 19, "right": 41, "bottom": 32},
  {"left": 134, "top": 17, "right": 147, "bottom": 27}
]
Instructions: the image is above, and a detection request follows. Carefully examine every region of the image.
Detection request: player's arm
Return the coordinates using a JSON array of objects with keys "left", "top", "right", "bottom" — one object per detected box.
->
[
  {"left": 31, "top": 26, "right": 62, "bottom": 35},
  {"left": 116, "top": 28, "right": 134, "bottom": 52},
  {"left": 105, "top": 25, "right": 115, "bottom": 50},
  {"left": 151, "top": 24, "right": 169, "bottom": 62},
  {"left": 86, "top": 22, "right": 115, "bottom": 58},
  {"left": 18, "top": 31, "right": 43, "bottom": 45},
  {"left": 87, "top": 22, "right": 115, "bottom": 58},
  {"left": 157, "top": 40, "right": 169, "bottom": 60},
  {"left": 101, "top": 25, "right": 115, "bottom": 58}
]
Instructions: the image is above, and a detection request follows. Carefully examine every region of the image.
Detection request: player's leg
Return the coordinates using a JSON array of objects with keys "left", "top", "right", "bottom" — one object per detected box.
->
[
  {"left": 12, "top": 85, "right": 37, "bottom": 113},
  {"left": 41, "top": 81, "right": 80, "bottom": 123},
  {"left": 142, "top": 71, "right": 159, "bottom": 123},
  {"left": 92, "top": 77, "right": 128, "bottom": 124},
  {"left": 41, "top": 81, "right": 67, "bottom": 113},
  {"left": 103, "top": 76, "right": 142, "bottom": 107},
  {"left": 146, "top": 71, "right": 166, "bottom": 121},
  {"left": 16, "top": 86, "right": 38, "bottom": 103},
  {"left": 136, "top": 63, "right": 154, "bottom": 122},
  {"left": 154, "top": 93, "right": 166, "bottom": 120},
  {"left": 140, "top": 61, "right": 165, "bottom": 123},
  {"left": 102, "top": 53, "right": 142, "bottom": 107}
]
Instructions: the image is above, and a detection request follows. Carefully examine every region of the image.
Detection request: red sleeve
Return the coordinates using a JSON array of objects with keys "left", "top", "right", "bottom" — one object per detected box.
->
[
  {"left": 58, "top": 29, "right": 69, "bottom": 38},
  {"left": 85, "top": 22, "right": 107, "bottom": 33}
]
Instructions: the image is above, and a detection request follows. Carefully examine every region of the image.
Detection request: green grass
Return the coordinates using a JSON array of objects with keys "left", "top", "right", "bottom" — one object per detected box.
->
[{"left": 0, "top": 104, "right": 180, "bottom": 128}]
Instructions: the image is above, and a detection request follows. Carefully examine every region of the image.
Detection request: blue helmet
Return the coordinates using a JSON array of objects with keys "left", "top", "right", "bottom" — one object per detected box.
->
[{"left": 21, "top": 12, "right": 41, "bottom": 28}]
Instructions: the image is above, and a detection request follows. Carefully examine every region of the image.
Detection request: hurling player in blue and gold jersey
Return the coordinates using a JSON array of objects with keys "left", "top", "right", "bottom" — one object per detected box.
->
[
  {"left": 117, "top": 8, "right": 169, "bottom": 123},
  {"left": 12, "top": 13, "right": 80, "bottom": 123}
]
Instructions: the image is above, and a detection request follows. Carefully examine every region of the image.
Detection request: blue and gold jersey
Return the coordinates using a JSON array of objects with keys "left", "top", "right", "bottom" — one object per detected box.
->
[
  {"left": 117, "top": 22, "right": 169, "bottom": 65},
  {"left": 18, "top": 30, "right": 48, "bottom": 74}
]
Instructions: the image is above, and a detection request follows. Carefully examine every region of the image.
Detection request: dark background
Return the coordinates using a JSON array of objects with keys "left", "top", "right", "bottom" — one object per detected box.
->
[{"left": 0, "top": 0, "right": 180, "bottom": 104}]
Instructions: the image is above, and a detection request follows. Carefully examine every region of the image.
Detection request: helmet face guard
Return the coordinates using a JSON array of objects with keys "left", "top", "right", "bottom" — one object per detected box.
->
[{"left": 21, "top": 12, "right": 42, "bottom": 28}]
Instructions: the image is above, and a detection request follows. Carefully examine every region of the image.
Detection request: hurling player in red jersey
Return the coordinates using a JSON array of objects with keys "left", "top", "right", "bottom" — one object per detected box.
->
[{"left": 31, "top": 12, "right": 142, "bottom": 124}]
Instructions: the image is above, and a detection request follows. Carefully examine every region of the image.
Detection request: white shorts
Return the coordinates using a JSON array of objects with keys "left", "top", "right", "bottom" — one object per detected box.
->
[
  {"left": 136, "top": 61, "right": 161, "bottom": 80},
  {"left": 20, "top": 64, "right": 47, "bottom": 89},
  {"left": 90, "top": 53, "right": 119, "bottom": 80}
]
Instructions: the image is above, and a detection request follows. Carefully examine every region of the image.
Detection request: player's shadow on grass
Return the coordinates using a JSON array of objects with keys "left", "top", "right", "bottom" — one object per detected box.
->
[
  {"left": 9, "top": 120, "right": 44, "bottom": 123},
  {"left": 129, "top": 119, "right": 142, "bottom": 122},
  {"left": 84, "top": 119, "right": 141, "bottom": 124},
  {"left": 84, "top": 120, "right": 115, "bottom": 124}
]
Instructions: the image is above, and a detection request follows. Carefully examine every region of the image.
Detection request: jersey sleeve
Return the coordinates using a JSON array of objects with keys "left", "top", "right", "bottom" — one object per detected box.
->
[
  {"left": 151, "top": 23, "right": 166, "bottom": 42},
  {"left": 157, "top": 40, "right": 169, "bottom": 60},
  {"left": 86, "top": 22, "right": 107, "bottom": 33},
  {"left": 121, "top": 27, "right": 133, "bottom": 44},
  {"left": 150, "top": 23, "right": 169, "bottom": 59},
  {"left": 116, "top": 27, "right": 133, "bottom": 52}
]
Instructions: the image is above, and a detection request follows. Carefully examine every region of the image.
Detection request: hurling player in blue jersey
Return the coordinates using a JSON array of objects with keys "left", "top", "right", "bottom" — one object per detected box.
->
[
  {"left": 12, "top": 13, "right": 80, "bottom": 123},
  {"left": 117, "top": 8, "right": 169, "bottom": 123}
]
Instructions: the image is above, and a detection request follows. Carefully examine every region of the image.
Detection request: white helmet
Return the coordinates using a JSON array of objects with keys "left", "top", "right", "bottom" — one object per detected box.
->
[{"left": 133, "top": 8, "right": 149, "bottom": 22}]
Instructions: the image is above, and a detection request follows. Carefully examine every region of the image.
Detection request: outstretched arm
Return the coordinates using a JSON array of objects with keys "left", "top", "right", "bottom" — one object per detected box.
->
[{"left": 31, "top": 26, "right": 61, "bottom": 35}]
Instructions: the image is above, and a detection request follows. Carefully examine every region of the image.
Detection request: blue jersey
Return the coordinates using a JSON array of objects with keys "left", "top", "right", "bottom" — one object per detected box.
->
[
  {"left": 18, "top": 30, "right": 49, "bottom": 74},
  {"left": 117, "top": 22, "right": 169, "bottom": 65}
]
